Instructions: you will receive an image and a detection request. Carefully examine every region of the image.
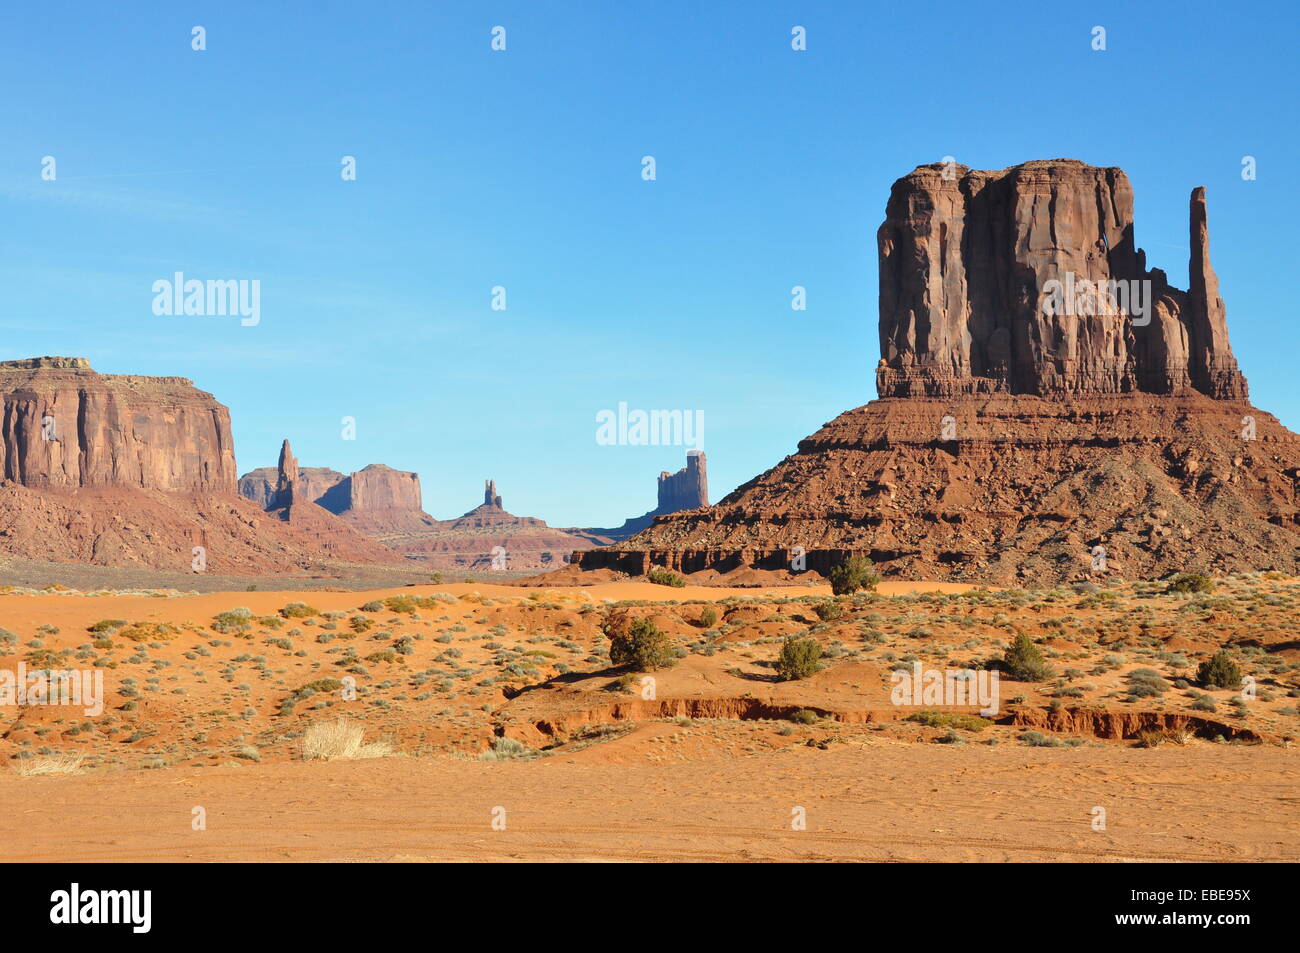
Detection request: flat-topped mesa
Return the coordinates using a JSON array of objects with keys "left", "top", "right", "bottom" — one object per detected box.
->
[
  {"left": 875, "top": 159, "right": 1248, "bottom": 400},
  {"left": 0, "top": 356, "right": 236, "bottom": 492},
  {"left": 657, "top": 450, "right": 709, "bottom": 512},
  {"left": 345, "top": 464, "right": 422, "bottom": 513},
  {"left": 0, "top": 356, "right": 92, "bottom": 371}
]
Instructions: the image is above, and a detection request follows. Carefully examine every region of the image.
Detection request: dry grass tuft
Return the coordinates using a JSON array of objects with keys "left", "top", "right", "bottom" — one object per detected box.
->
[
  {"left": 12, "top": 754, "right": 86, "bottom": 777},
  {"left": 301, "top": 718, "right": 393, "bottom": 761}
]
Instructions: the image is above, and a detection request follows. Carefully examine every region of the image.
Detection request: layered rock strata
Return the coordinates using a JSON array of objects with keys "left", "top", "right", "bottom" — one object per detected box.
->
[{"left": 0, "top": 356, "right": 236, "bottom": 492}]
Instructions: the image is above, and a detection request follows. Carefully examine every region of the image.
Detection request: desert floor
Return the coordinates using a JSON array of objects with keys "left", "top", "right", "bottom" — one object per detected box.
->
[
  {"left": 1, "top": 575, "right": 1297, "bottom": 861},
  {"left": 2, "top": 744, "right": 1294, "bottom": 862}
]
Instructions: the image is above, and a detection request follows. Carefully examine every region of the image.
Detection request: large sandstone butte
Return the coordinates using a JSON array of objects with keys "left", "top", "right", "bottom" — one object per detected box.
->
[
  {"left": 876, "top": 161, "right": 1246, "bottom": 401},
  {"left": 577, "top": 160, "right": 1300, "bottom": 584},
  {"left": 0, "top": 362, "right": 405, "bottom": 575}
]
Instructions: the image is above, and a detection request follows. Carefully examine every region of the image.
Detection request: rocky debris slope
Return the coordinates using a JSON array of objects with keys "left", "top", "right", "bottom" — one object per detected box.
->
[
  {"left": 0, "top": 483, "right": 403, "bottom": 574},
  {"left": 576, "top": 160, "right": 1300, "bottom": 584},
  {"left": 580, "top": 393, "right": 1300, "bottom": 583},
  {"left": 0, "top": 356, "right": 236, "bottom": 492}
]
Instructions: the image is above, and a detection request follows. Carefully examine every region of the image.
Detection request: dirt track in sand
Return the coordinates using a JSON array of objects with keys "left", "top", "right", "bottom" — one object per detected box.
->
[{"left": 2, "top": 743, "right": 1295, "bottom": 862}]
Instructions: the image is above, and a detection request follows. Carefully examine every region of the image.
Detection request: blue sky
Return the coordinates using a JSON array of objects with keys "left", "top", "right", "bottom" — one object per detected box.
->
[{"left": 1, "top": 1, "right": 1296, "bottom": 527}]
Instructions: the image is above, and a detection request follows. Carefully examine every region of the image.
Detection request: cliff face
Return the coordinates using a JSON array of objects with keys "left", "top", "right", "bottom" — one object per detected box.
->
[
  {"left": 340, "top": 464, "right": 422, "bottom": 513},
  {"left": 876, "top": 160, "right": 1247, "bottom": 400},
  {"left": 250, "top": 439, "right": 409, "bottom": 564},
  {"left": 0, "top": 356, "right": 237, "bottom": 493},
  {"left": 657, "top": 451, "right": 709, "bottom": 512}
]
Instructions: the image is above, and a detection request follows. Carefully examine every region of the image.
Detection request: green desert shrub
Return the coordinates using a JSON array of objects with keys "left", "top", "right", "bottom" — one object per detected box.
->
[
  {"left": 1002, "top": 633, "right": 1052, "bottom": 681},
  {"left": 1197, "top": 651, "right": 1242, "bottom": 690},
  {"left": 604, "top": 613, "right": 674, "bottom": 671},
  {"left": 119, "top": 622, "right": 181, "bottom": 643},
  {"left": 212, "top": 608, "right": 254, "bottom": 635},
  {"left": 1019, "top": 730, "right": 1060, "bottom": 748},
  {"left": 301, "top": 678, "right": 344, "bottom": 693},
  {"left": 776, "top": 637, "right": 822, "bottom": 681},
  {"left": 813, "top": 600, "right": 843, "bottom": 622},
  {"left": 1167, "top": 572, "right": 1214, "bottom": 595},
  {"left": 607, "top": 672, "right": 637, "bottom": 693},
  {"left": 698, "top": 606, "right": 718, "bottom": 628},
  {"left": 829, "top": 556, "right": 880, "bottom": 596},
  {"left": 1125, "top": 668, "right": 1169, "bottom": 698},
  {"left": 906, "top": 710, "right": 992, "bottom": 732},
  {"left": 647, "top": 566, "right": 685, "bottom": 588},
  {"left": 279, "top": 602, "right": 319, "bottom": 619}
]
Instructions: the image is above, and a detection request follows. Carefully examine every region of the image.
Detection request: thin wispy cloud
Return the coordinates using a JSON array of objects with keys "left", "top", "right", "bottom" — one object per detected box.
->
[{"left": 1, "top": 181, "right": 233, "bottom": 224}]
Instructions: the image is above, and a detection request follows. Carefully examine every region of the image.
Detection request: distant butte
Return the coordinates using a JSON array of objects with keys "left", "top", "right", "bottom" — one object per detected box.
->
[
  {"left": 568, "top": 451, "right": 711, "bottom": 543},
  {"left": 240, "top": 455, "right": 596, "bottom": 571},
  {"left": 240, "top": 450, "right": 433, "bottom": 535}
]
